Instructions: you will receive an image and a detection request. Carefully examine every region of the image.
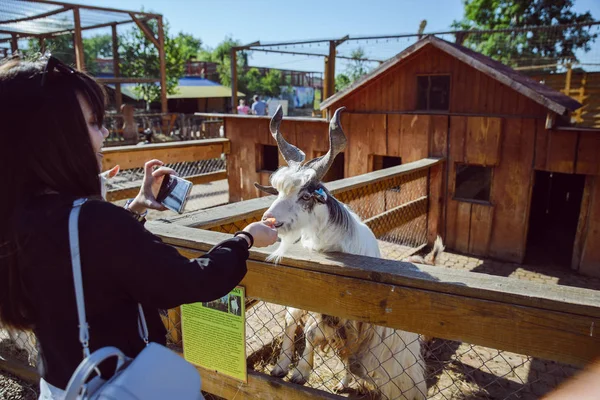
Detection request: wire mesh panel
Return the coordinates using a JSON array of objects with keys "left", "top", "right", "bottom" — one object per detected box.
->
[
  {"left": 0, "top": 328, "right": 37, "bottom": 368},
  {"left": 104, "top": 158, "right": 226, "bottom": 192},
  {"left": 239, "top": 300, "right": 581, "bottom": 400}
]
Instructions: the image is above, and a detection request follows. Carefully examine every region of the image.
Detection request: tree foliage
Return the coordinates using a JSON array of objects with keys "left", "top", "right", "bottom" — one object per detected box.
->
[
  {"left": 28, "top": 34, "right": 112, "bottom": 75},
  {"left": 335, "top": 46, "right": 370, "bottom": 92},
  {"left": 119, "top": 20, "right": 202, "bottom": 107},
  {"left": 200, "top": 37, "right": 282, "bottom": 98},
  {"left": 335, "top": 73, "right": 352, "bottom": 92},
  {"left": 452, "top": 0, "right": 598, "bottom": 67}
]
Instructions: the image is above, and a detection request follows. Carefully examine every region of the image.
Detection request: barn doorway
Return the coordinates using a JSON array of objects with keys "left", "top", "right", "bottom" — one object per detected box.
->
[{"left": 525, "top": 171, "right": 585, "bottom": 267}]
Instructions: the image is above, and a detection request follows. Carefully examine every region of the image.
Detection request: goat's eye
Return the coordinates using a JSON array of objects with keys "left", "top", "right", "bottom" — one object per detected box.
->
[{"left": 301, "top": 193, "right": 311, "bottom": 201}]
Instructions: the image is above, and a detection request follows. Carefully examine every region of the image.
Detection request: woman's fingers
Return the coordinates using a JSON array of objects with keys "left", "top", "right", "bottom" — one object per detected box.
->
[
  {"left": 152, "top": 166, "right": 177, "bottom": 178},
  {"left": 101, "top": 165, "right": 120, "bottom": 179},
  {"left": 143, "top": 159, "right": 164, "bottom": 176}
]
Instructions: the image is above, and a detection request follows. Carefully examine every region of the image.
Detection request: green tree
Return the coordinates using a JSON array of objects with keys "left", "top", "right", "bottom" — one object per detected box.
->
[
  {"left": 120, "top": 21, "right": 202, "bottom": 108},
  {"left": 245, "top": 67, "right": 262, "bottom": 95},
  {"left": 452, "top": 0, "right": 598, "bottom": 68},
  {"left": 260, "top": 69, "right": 282, "bottom": 98},
  {"left": 204, "top": 37, "right": 249, "bottom": 88},
  {"left": 346, "top": 47, "right": 370, "bottom": 81},
  {"left": 335, "top": 73, "right": 352, "bottom": 91},
  {"left": 28, "top": 34, "right": 111, "bottom": 74},
  {"left": 334, "top": 47, "right": 369, "bottom": 92},
  {"left": 176, "top": 33, "right": 202, "bottom": 62}
]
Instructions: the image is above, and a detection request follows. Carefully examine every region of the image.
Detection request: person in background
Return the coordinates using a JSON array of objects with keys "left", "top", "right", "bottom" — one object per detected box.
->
[
  {"left": 0, "top": 56, "right": 278, "bottom": 399},
  {"left": 236, "top": 98, "right": 249, "bottom": 115},
  {"left": 251, "top": 94, "right": 268, "bottom": 116}
]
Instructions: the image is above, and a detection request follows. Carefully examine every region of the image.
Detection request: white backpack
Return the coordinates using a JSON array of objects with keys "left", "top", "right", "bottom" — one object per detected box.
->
[{"left": 63, "top": 199, "right": 204, "bottom": 400}]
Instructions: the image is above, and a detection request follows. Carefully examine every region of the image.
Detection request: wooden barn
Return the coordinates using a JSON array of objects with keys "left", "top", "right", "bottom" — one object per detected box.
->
[{"left": 199, "top": 35, "right": 600, "bottom": 278}]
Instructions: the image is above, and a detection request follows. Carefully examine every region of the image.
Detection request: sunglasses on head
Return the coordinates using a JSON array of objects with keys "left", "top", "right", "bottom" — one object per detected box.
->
[{"left": 40, "top": 55, "right": 76, "bottom": 87}]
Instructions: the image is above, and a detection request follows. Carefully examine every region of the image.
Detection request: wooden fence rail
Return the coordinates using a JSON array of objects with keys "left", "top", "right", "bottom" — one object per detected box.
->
[
  {"left": 165, "top": 157, "right": 442, "bottom": 229},
  {"left": 101, "top": 138, "right": 230, "bottom": 201},
  {"left": 148, "top": 223, "right": 600, "bottom": 400}
]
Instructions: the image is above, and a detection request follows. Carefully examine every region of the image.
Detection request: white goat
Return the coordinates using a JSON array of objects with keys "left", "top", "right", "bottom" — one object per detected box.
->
[
  {"left": 230, "top": 296, "right": 240, "bottom": 315},
  {"left": 255, "top": 106, "right": 443, "bottom": 400}
]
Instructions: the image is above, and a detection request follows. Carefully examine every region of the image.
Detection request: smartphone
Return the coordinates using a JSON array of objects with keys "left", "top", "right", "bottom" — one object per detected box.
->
[{"left": 156, "top": 174, "right": 193, "bottom": 214}]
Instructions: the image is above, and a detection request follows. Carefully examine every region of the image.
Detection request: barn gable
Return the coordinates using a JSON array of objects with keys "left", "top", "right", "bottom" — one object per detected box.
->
[{"left": 321, "top": 35, "right": 581, "bottom": 116}]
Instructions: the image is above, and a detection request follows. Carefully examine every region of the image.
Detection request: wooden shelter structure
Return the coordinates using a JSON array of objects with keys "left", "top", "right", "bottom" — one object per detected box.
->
[
  {"left": 201, "top": 35, "right": 600, "bottom": 277},
  {"left": 0, "top": 0, "right": 168, "bottom": 112},
  {"left": 528, "top": 68, "right": 600, "bottom": 128}
]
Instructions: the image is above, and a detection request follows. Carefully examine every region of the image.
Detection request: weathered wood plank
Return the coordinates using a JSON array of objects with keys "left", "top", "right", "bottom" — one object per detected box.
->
[
  {"left": 468, "top": 203, "right": 494, "bottom": 256},
  {"left": 151, "top": 225, "right": 600, "bottom": 320},
  {"left": 400, "top": 115, "right": 430, "bottom": 163},
  {"left": 465, "top": 117, "right": 502, "bottom": 166},
  {"left": 386, "top": 114, "right": 402, "bottom": 158},
  {"left": 429, "top": 115, "right": 448, "bottom": 158},
  {"left": 534, "top": 122, "right": 549, "bottom": 170},
  {"left": 455, "top": 201, "right": 472, "bottom": 253},
  {"left": 241, "top": 265, "right": 597, "bottom": 367},
  {"left": 427, "top": 162, "right": 445, "bottom": 244},
  {"left": 102, "top": 138, "right": 230, "bottom": 171},
  {"left": 152, "top": 225, "right": 600, "bottom": 367},
  {"left": 197, "top": 366, "right": 343, "bottom": 400},
  {"left": 544, "top": 130, "right": 578, "bottom": 174},
  {"left": 572, "top": 175, "right": 594, "bottom": 271},
  {"left": 348, "top": 113, "right": 374, "bottom": 176},
  {"left": 576, "top": 132, "right": 600, "bottom": 175},
  {"left": 489, "top": 118, "right": 535, "bottom": 263}
]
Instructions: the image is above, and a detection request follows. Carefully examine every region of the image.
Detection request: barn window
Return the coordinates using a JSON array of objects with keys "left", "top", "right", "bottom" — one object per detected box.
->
[
  {"left": 417, "top": 75, "right": 450, "bottom": 111},
  {"left": 257, "top": 144, "right": 279, "bottom": 172},
  {"left": 372, "top": 155, "right": 402, "bottom": 192},
  {"left": 454, "top": 164, "right": 492, "bottom": 203}
]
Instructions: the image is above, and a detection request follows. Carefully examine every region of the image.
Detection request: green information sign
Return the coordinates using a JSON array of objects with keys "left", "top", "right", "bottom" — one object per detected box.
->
[{"left": 181, "top": 286, "right": 247, "bottom": 382}]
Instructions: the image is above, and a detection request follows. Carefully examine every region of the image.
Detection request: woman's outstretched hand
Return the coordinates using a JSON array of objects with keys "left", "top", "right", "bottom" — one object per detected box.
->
[
  {"left": 243, "top": 222, "right": 278, "bottom": 248},
  {"left": 128, "top": 159, "right": 177, "bottom": 214}
]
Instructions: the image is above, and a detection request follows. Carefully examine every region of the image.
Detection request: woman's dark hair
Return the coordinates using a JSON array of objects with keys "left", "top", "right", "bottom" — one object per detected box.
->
[{"left": 0, "top": 57, "right": 106, "bottom": 329}]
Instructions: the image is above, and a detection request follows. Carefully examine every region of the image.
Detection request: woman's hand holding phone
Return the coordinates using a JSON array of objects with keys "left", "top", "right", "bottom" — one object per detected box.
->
[{"left": 128, "top": 159, "right": 177, "bottom": 214}]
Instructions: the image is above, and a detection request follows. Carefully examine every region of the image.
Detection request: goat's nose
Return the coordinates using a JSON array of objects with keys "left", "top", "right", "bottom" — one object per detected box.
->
[{"left": 262, "top": 212, "right": 275, "bottom": 221}]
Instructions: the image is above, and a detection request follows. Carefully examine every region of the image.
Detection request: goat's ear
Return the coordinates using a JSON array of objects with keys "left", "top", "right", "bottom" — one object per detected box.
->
[{"left": 254, "top": 182, "right": 279, "bottom": 196}]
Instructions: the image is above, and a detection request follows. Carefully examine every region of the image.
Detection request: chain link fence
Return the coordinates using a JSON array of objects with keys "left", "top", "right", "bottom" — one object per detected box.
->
[
  {"left": 104, "top": 158, "right": 226, "bottom": 193},
  {"left": 241, "top": 301, "right": 579, "bottom": 400}
]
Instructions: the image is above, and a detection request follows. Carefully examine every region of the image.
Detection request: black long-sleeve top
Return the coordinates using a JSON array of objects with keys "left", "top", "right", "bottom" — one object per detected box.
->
[{"left": 15, "top": 194, "right": 249, "bottom": 389}]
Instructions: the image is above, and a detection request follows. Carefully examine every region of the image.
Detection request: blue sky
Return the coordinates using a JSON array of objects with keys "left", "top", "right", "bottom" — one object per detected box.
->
[{"left": 66, "top": 0, "right": 600, "bottom": 73}]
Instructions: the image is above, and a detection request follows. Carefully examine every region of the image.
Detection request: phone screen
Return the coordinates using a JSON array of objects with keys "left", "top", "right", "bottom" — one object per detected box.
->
[{"left": 156, "top": 175, "right": 193, "bottom": 214}]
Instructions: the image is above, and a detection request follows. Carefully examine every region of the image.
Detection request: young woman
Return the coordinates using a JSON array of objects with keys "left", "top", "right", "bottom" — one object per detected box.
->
[{"left": 0, "top": 57, "right": 277, "bottom": 398}]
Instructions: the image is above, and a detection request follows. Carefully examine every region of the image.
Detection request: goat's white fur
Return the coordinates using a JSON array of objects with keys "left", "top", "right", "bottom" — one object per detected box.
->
[{"left": 265, "top": 165, "right": 428, "bottom": 400}]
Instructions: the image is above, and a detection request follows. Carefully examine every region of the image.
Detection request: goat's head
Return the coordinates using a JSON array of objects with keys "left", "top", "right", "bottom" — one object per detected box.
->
[{"left": 254, "top": 106, "right": 347, "bottom": 242}]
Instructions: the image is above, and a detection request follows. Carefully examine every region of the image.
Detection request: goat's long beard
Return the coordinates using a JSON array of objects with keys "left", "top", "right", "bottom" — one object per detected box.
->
[{"left": 266, "top": 234, "right": 299, "bottom": 264}]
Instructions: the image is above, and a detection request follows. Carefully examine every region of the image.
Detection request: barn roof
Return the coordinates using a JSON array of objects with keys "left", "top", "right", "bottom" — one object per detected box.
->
[{"left": 320, "top": 35, "right": 582, "bottom": 116}]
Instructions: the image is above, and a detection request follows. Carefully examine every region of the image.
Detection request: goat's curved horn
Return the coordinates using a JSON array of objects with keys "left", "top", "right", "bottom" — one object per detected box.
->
[
  {"left": 305, "top": 107, "right": 347, "bottom": 181},
  {"left": 254, "top": 182, "right": 279, "bottom": 196},
  {"left": 270, "top": 105, "right": 305, "bottom": 166}
]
